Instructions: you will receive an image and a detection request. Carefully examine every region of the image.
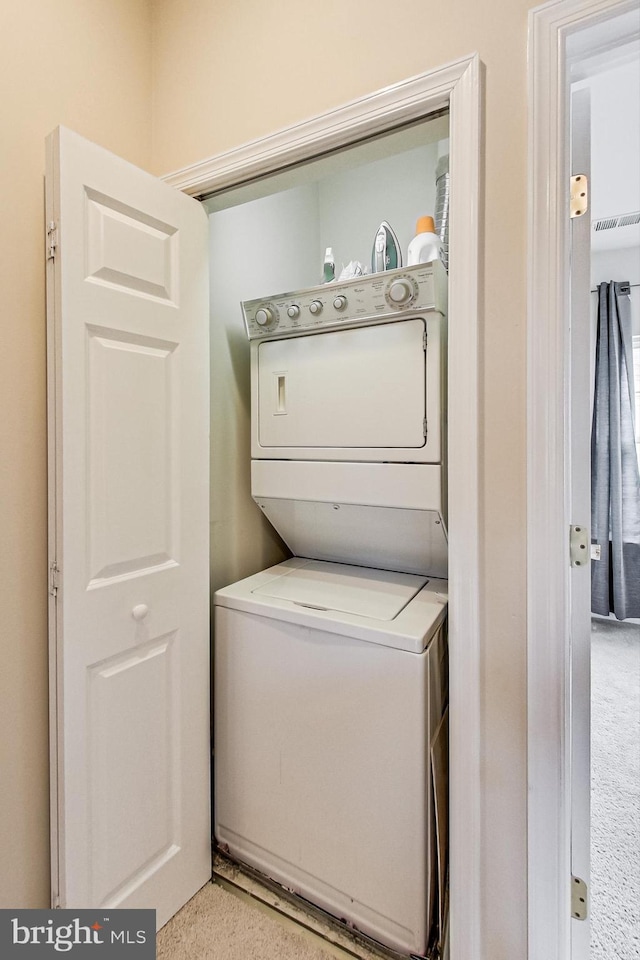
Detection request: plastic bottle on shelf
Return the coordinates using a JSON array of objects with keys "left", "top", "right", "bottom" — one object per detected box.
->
[
  {"left": 407, "top": 216, "right": 442, "bottom": 266},
  {"left": 323, "top": 247, "right": 335, "bottom": 283}
]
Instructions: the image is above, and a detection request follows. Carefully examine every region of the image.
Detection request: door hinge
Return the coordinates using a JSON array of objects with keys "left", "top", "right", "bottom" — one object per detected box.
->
[
  {"left": 570, "top": 175, "right": 588, "bottom": 219},
  {"left": 423, "top": 418, "right": 428, "bottom": 439},
  {"left": 49, "top": 561, "right": 60, "bottom": 598},
  {"left": 423, "top": 330, "right": 428, "bottom": 350},
  {"left": 47, "top": 220, "right": 58, "bottom": 260},
  {"left": 571, "top": 875, "right": 588, "bottom": 920},
  {"left": 569, "top": 525, "right": 589, "bottom": 566}
]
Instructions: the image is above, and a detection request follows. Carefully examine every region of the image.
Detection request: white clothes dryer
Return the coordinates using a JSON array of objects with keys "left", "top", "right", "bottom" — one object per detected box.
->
[
  {"left": 214, "top": 557, "right": 448, "bottom": 957},
  {"left": 243, "top": 261, "right": 449, "bottom": 578}
]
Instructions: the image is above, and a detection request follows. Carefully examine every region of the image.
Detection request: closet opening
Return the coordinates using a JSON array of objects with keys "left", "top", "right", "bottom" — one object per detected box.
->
[{"left": 202, "top": 110, "right": 453, "bottom": 960}]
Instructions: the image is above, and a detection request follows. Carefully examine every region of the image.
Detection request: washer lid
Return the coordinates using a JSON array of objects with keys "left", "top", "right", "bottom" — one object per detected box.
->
[
  {"left": 215, "top": 559, "right": 448, "bottom": 653},
  {"left": 252, "top": 560, "right": 427, "bottom": 621}
]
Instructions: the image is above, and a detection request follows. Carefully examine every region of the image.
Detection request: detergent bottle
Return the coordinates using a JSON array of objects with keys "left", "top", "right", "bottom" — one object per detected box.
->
[{"left": 407, "top": 216, "right": 442, "bottom": 265}]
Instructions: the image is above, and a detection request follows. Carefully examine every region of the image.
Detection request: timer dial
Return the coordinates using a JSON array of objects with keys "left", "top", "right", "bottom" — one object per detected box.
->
[
  {"left": 385, "top": 274, "right": 419, "bottom": 309},
  {"left": 388, "top": 279, "right": 413, "bottom": 304}
]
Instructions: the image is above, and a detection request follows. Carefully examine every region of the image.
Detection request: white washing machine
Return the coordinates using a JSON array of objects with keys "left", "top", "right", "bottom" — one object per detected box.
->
[
  {"left": 214, "top": 263, "right": 449, "bottom": 957},
  {"left": 215, "top": 558, "right": 448, "bottom": 956}
]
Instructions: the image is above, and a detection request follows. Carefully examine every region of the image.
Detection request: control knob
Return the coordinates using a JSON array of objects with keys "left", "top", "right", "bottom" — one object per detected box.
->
[
  {"left": 309, "top": 300, "right": 323, "bottom": 315},
  {"left": 255, "top": 307, "right": 274, "bottom": 326},
  {"left": 333, "top": 295, "right": 347, "bottom": 311},
  {"left": 388, "top": 279, "right": 414, "bottom": 305},
  {"left": 287, "top": 304, "right": 300, "bottom": 319}
]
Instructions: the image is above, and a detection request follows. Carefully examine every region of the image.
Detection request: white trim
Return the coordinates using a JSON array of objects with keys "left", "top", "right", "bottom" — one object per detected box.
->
[
  {"left": 46, "top": 128, "right": 63, "bottom": 909},
  {"left": 164, "top": 57, "right": 483, "bottom": 960},
  {"left": 446, "top": 56, "right": 483, "bottom": 960},
  {"left": 527, "top": 2, "right": 638, "bottom": 959}
]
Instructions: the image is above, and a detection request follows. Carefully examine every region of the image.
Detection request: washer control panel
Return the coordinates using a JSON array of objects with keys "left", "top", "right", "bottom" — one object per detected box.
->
[{"left": 242, "top": 262, "right": 445, "bottom": 339}]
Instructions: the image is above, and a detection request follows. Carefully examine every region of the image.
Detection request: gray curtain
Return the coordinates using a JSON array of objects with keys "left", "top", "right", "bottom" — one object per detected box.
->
[{"left": 591, "top": 281, "right": 640, "bottom": 620}]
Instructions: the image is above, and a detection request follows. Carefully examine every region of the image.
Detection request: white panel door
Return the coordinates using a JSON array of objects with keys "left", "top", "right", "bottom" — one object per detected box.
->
[{"left": 46, "top": 127, "right": 210, "bottom": 927}]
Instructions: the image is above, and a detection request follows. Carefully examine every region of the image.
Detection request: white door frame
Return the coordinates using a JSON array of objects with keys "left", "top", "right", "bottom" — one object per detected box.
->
[
  {"left": 164, "top": 55, "right": 481, "bottom": 959},
  {"left": 527, "top": 1, "right": 639, "bottom": 958}
]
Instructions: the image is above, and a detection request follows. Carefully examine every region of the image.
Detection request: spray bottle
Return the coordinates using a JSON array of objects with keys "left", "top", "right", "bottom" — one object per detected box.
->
[{"left": 323, "top": 247, "right": 335, "bottom": 283}]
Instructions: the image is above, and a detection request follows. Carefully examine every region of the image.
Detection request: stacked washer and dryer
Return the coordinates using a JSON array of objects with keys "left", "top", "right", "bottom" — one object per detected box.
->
[{"left": 214, "top": 261, "right": 449, "bottom": 958}]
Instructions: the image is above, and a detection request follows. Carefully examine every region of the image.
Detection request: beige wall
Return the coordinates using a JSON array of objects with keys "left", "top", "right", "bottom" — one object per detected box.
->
[
  {"left": 0, "top": 0, "right": 538, "bottom": 952},
  {"left": 151, "top": 2, "right": 535, "bottom": 957},
  {"left": 0, "top": 0, "right": 152, "bottom": 908}
]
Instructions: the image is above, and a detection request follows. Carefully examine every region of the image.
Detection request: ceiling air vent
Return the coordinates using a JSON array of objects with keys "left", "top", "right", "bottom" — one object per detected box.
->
[{"left": 593, "top": 210, "right": 640, "bottom": 231}]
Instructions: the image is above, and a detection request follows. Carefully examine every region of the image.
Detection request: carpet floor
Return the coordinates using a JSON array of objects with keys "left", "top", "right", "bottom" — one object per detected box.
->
[
  {"left": 591, "top": 617, "right": 640, "bottom": 959},
  {"left": 157, "top": 881, "right": 345, "bottom": 960}
]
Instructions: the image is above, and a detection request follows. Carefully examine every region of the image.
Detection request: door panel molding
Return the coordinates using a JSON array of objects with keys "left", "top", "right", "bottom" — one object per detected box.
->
[
  {"left": 527, "top": 2, "right": 637, "bottom": 957},
  {"left": 164, "top": 57, "right": 482, "bottom": 960}
]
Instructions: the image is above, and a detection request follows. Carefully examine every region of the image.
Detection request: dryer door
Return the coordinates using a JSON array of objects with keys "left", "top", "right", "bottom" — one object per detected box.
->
[{"left": 256, "top": 319, "right": 427, "bottom": 452}]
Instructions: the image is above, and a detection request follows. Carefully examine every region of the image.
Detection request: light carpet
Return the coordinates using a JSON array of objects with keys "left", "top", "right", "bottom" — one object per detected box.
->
[
  {"left": 591, "top": 617, "right": 640, "bottom": 960},
  {"left": 157, "top": 881, "right": 344, "bottom": 960}
]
